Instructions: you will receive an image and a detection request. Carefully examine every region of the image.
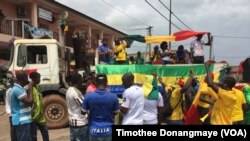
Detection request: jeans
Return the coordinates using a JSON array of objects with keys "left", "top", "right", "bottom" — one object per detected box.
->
[
  {"left": 13, "top": 123, "right": 31, "bottom": 141},
  {"left": 89, "top": 135, "right": 112, "bottom": 141},
  {"left": 30, "top": 122, "right": 49, "bottom": 141},
  {"left": 70, "top": 125, "right": 89, "bottom": 141},
  {"left": 9, "top": 116, "right": 17, "bottom": 141}
]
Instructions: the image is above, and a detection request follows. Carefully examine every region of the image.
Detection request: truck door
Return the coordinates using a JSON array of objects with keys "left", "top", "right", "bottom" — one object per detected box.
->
[{"left": 15, "top": 45, "right": 51, "bottom": 84}]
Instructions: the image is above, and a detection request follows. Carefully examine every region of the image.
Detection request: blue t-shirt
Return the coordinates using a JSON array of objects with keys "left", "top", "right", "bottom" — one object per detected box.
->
[
  {"left": 82, "top": 89, "right": 119, "bottom": 136},
  {"left": 176, "top": 50, "right": 186, "bottom": 60},
  {"left": 98, "top": 45, "right": 110, "bottom": 63},
  {"left": 11, "top": 83, "right": 32, "bottom": 125}
]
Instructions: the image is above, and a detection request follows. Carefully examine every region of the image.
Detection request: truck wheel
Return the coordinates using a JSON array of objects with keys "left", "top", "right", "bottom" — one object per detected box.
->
[{"left": 43, "top": 94, "right": 68, "bottom": 129}]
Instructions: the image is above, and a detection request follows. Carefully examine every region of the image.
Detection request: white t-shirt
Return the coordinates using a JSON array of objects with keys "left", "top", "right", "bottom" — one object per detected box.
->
[
  {"left": 121, "top": 85, "right": 144, "bottom": 125},
  {"left": 5, "top": 88, "right": 12, "bottom": 115},
  {"left": 143, "top": 93, "right": 164, "bottom": 124},
  {"left": 190, "top": 40, "right": 205, "bottom": 56},
  {"left": 66, "top": 87, "right": 88, "bottom": 126}
]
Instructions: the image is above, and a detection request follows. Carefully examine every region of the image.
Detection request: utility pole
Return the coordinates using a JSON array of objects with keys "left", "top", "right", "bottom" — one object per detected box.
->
[
  {"left": 148, "top": 26, "right": 152, "bottom": 53},
  {"left": 169, "top": 0, "right": 172, "bottom": 49},
  {"left": 145, "top": 26, "right": 153, "bottom": 62},
  {"left": 209, "top": 35, "right": 213, "bottom": 60}
]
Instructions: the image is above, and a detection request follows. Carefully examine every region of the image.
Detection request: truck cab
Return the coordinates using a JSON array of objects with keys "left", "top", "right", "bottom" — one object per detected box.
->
[{"left": 4, "top": 39, "right": 70, "bottom": 129}]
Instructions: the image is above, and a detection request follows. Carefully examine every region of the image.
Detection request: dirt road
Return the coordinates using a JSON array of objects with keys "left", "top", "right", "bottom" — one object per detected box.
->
[{"left": 0, "top": 105, "right": 70, "bottom": 141}]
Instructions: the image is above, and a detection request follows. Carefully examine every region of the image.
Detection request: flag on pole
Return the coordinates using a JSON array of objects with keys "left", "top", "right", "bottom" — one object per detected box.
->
[{"left": 121, "top": 30, "right": 208, "bottom": 44}]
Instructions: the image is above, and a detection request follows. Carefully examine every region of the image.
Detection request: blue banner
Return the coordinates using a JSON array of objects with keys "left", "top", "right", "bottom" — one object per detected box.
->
[{"left": 24, "top": 23, "right": 53, "bottom": 39}]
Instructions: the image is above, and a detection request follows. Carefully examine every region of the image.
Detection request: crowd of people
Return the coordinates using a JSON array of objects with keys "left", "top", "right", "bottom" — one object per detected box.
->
[
  {"left": 97, "top": 33, "right": 211, "bottom": 65},
  {"left": 2, "top": 32, "right": 249, "bottom": 141},
  {"left": 2, "top": 59, "right": 250, "bottom": 141}
]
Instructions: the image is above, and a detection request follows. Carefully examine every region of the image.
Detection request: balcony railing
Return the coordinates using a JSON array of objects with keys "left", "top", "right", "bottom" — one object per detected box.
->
[
  {"left": 0, "top": 17, "right": 59, "bottom": 41},
  {"left": 0, "top": 17, "right": 30, "bottom": 38}
]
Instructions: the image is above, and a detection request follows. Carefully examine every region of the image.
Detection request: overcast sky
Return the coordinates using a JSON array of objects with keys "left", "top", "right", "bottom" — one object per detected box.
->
[{"left": 56, "top": 0, "right": 250, "bottom": 66}]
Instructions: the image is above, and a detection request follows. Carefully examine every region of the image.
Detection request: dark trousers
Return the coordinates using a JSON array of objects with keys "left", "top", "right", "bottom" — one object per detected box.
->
[
  {"left": 13, "top": 123, "right": 31, "bottom": 141},
  {"left": 193, "top": 56, "right": 204, "bottom": 64},
  {"left": 116, "top": 60, "right": 126, "bottom": 64},
  {"left": 30, "top": 122, "right": 49, "bottom": 141},
  {"left": 9, "top": 116, "right": 17, "bottom": 141}
]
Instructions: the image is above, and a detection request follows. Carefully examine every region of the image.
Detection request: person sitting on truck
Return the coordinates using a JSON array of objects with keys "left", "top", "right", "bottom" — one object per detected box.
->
[
  {"left": 98, "top": 39, "right": 111, "bottom": 64},
  {"left": 176, "top": 45, "right": 186, "bottom": 64},
  {"left": 150, "top": 45, "right": 162, "bottom": 64},
  {"left": 135, "top": 51, "right": 144, "bottom": 65},
  {"left": 190, "top": 33, "right": 211, "bottom": 64},
  {"left": 29, "top": 72, "right": 49, "bottom": 141},
  {"left": 11, "top": 71, "right": 33, "bottom": 141},
  {"left": 114, "top": 39, "right": 127, "bottom": 64},
  {"left": 160, "top": 41, "right": 171, "bottom": 64},
  {"left": 66, "top": 73, "right": 88, "bottom": 141}
]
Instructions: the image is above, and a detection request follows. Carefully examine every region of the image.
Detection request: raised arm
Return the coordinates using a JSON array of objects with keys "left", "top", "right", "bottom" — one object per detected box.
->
[
  {"left": 158, "top": 77, "right": 167, "bottom": 94},
  {"left": 180, "top": 70, "right": 194, "bottom": 94},
  {"left": 205, "top": 62, "right": 219, "bottom": 93},
  {"left": 205, "top": 32, "right": 211, "bottom": 46},
  {"left": 21, "top": 82, "right": 33, "bottom": 106}
]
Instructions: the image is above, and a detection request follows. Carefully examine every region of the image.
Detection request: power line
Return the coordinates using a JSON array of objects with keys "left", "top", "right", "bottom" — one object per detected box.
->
[
  {"left": 101, "top": 0, "right": 150, "bottom": 27},
  {"left": 213, "top": 35, "right": 250, "bottom": 39},
  {"left": 216, "top": 56, "right": 247, "bottom": 59},
  {"left": 145, "top": 0, "right": 182, "bottom": 30},
  {"left": 159, "top": 0, "right": 192, "bottom": 31}
]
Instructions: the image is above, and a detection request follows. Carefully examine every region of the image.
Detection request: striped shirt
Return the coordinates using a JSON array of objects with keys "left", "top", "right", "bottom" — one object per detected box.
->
[{"left": 11, "top": 83, "right": 32, "bottom": 125}]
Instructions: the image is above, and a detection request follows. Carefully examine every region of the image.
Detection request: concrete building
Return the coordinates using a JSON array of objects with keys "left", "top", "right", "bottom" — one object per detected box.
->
[{"left": 0, "top": 0, "right": 126, "bottom": 66}]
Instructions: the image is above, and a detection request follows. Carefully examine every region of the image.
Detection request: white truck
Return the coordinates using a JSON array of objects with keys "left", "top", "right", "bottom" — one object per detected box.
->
[
  {"left": 0, "top": 38, "right": 237, "bottom": 129},
  {"left": 1, "top": 39, "right": 71, "bottom": 129}
]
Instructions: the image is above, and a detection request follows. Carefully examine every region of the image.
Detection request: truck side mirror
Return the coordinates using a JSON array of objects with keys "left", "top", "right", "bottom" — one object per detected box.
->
[
  {"left": 17, "top": 44, "right": 27, "bottom": 67},
  {"left": 65, "top": 48, "right": 71, "bottom": 63}
]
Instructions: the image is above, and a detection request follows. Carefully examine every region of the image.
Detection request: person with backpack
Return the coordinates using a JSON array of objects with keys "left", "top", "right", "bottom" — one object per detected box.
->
[{"left": 161, "top": 70, "right": 195, "bottom": 125}]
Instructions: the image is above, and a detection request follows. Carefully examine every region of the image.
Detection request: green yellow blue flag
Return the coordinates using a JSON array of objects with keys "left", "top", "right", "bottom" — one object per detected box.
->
[{"left": 96, "top": 63, "right": 227, "bottom": 95}]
